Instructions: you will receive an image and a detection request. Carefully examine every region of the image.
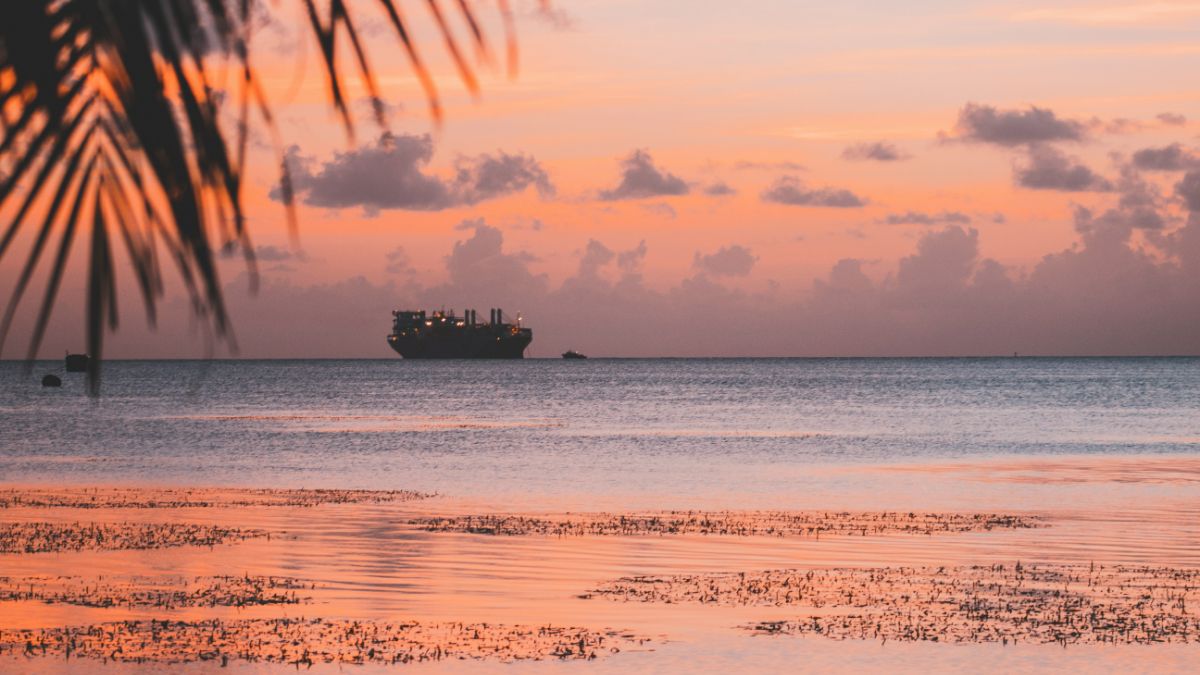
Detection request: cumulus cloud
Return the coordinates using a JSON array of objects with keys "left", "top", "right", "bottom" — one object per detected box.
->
[
  {"left": 442, "top": 219, "right": 547, "bottom": 299},
  {"left": 1055, "top": 167, "right": 1168, "bottom": 250},
  {"left": 577, "top": 239, "right": 616, "bottom": 279},
  {"left": 1131, "top": 144, "right": 1200, "bottom": 172},
  {"left": 761, "top": 176, "right": 867, "bottom": 208},
  {"left": 571, "top": 239, "right": 649, "bottom": 282},
  {"left": 842, "top": 141, "right": 909, "bottom": 162},
  {"left": 893, "top": 226, "right": 980, "bottom": 303},
  {"left": 704, "top": 182, "right": 737, "bottom": 196},
  {"left": 945, "top": 103, "right": 1087, "bottom": 146},
  {"left": 617, "top": 240, "right": 648, "bottom": 275},
  {"left": 1158, "top": 112, "right": 1188, "bottom": 126},
  {"left": 1073, "top": 205, "right": 1164, "bottom": 250},
  {"left": 693, "top": 245, "right": 757, "bottom": 277},
  {"left": 384, "top": 246, "right": 413, "bottom": 275},
  {"left": 813, "top": 259, "right": 875, "bottom": 298},
  {"left": 1014, "top": 145, "right": 1113, "bottom": 192},
  {"left": 598, "top": 150, "right": 689, "bottom": 200},
  {"left": 1175, "top": 170, "right": 1200, "bottom": 212},
  {"left": 881, "top": 211, "right": 972, "bottom": 226},
  {"left": 1114, "top": 166, "right": 1160, "bottom": 210},
  {"left": 271, "top": 133, "right": 553, "bottom": 215},
  {"left": 456, "top": 152, "right": 555, "bottom": 202}
]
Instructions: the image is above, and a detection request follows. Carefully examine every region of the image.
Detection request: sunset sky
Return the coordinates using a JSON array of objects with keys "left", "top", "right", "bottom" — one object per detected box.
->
[{"left": 6, "top": 0, "right": 1200, "bottom": 357}]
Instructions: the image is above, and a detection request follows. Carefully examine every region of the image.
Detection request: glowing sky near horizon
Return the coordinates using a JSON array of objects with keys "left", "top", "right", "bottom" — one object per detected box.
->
[{"left": 5, "top": 0, "right": 1200, "bottom": 357}]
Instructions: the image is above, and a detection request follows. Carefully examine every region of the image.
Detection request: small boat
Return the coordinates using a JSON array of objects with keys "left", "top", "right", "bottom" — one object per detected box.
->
[
  {"left": 65, "top": 353, "right": 89, "bottom": 372},
  {"left": 562, "top": 350, "right": 587, "bottom": 359}
]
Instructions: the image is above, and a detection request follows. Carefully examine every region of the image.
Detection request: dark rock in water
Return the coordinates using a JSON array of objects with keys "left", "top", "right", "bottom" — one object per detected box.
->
[
  {"left": 42, "top": 374, "right": 62, "bottom": 387},
  {"left": 65, "top": 354, "right": 88, "bottom": 372}
]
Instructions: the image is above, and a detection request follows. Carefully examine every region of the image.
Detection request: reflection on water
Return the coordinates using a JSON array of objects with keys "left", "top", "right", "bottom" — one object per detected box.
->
[
  {"left": 1, "top": 358, "right": 1197, "bottom": 502},
  {"left": 2, "top": 358, "right": 1199, "bottom": 671},
  {"left": 1, "top": 476, "right": 1200, "bottom": 672},
  {"left": 881, "top": 456, "right": 1200, "bottom": 485}
]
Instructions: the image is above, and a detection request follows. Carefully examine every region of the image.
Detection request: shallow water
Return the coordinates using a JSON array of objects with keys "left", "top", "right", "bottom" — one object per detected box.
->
[
  {"left": 2, "top": 358, "right": 1199, "bottom": 672},
  {"left": 2, "top": 493, "right": 1200, "bottom": 673}
]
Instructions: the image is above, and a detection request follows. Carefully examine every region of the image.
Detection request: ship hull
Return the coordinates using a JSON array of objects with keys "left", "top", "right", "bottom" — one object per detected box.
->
[{"left": 388, "top": 333, "right": 531, "bottom": 359}]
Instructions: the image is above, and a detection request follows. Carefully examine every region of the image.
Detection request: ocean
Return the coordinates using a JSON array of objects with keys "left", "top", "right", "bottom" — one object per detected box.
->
[
  {"left": 2, "top": 357, "right": 1197, "bottom": 509},
  {"left": 5, "top": 357, "right": 1200, "bottom": 673}
]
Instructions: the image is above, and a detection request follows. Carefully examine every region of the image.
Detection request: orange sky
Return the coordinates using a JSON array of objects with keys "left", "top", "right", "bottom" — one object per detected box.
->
[{"left": 4, "top": 0, "right": 1200, "bottom": 357}]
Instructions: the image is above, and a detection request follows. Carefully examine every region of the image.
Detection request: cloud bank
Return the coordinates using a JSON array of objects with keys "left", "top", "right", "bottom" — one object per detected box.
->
[
  {"left": 37, "top": 194, "right": 1200, "bottom": 359},
  {"left": 599, "top": 150, "right": 689, "bottom": 200},
  {"left": 693, "top": 245, "right": 757, "bottom": 277}
]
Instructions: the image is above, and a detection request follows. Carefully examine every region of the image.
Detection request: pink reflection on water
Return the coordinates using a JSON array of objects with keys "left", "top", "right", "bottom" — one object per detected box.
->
[{"left": 1, "top": 456, "right": 1199, "bottom": 671}]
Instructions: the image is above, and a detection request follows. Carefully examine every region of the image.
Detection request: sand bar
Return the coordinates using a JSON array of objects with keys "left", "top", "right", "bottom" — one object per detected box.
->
[
  {"left": 0, "top": 618, "right": 650, "bottom": 665},
  {"left": 413, "top": 511, "right": 1043, "bottom": 538},
  {"left": 0, "top": 522, "right": 268, "bottom": 553},
  {"left": 588, "top": 563, "right": 1200, "bottom": 644},
  {"left": 0, "top": 574, "right": 313, "bottom": 608}
]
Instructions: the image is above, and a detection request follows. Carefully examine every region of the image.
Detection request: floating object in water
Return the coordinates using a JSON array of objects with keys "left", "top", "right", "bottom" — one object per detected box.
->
[
  {"left": 387, "top": 308, "right": 531, "bottom": 358},
  {"left": 562, "top": 350, "right": 587, "bottom": 359},
  {"left": 41, "top": 374, "right": 62, "bottom": 387},
  {"left": 64, "top": 353, "right": 88, "bottom": 372}
]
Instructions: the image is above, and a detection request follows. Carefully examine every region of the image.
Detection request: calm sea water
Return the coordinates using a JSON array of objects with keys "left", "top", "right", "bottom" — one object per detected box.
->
[
  {"left": 1, "top": 358, "right": 1197, "bottom": 505},
  {"left": 5, "top": 358, "right": 1200, "bottom": 675}
]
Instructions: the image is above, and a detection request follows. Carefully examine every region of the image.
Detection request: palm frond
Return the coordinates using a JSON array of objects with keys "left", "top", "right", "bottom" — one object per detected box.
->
[{"left": 0, "top": 0, "right": 518, "bottom": 393}]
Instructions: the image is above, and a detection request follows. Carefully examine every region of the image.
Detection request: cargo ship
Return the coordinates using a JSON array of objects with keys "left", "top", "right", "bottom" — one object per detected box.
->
[{"left": 387, "top": 308, "right": 532, "bottom": 359}]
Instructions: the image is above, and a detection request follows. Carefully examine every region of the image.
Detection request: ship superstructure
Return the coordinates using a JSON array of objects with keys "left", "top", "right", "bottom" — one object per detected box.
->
[{"left": 387, "top": 308, "right": 531, "bottom": 359}]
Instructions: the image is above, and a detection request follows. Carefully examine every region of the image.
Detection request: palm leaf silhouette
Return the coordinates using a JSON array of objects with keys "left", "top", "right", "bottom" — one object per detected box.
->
[{"left": 0, "top": 0, "right": 528, "bottom": 393}]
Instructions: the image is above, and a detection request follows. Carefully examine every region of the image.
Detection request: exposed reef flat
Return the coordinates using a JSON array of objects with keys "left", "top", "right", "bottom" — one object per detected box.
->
[
  {"left": 0, "top": 487, "right": 432, "bottom": 509},
  {"left": 0, "top": 522, "right": 268, "bottom": 553},
  {"left": 587, "top": 563, "right": 1200, "bottom": 645},
  {"left": 0, "top": 619, "right": 650, "bottom": 665},
  {"left": 0, "top": 575, "right": 312, "bottom": 608},
  {"left": 413, "top": 511, "right": 1043, "bottom": 538}
]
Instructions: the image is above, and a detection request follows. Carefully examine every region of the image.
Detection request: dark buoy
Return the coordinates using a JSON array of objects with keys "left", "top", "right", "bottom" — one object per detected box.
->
[
  {"left": 65, "top": 353, "right": 88, "bottom": 372},
  {"left": 41, "top": 374, "right": 62, "bottom": 387}
]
